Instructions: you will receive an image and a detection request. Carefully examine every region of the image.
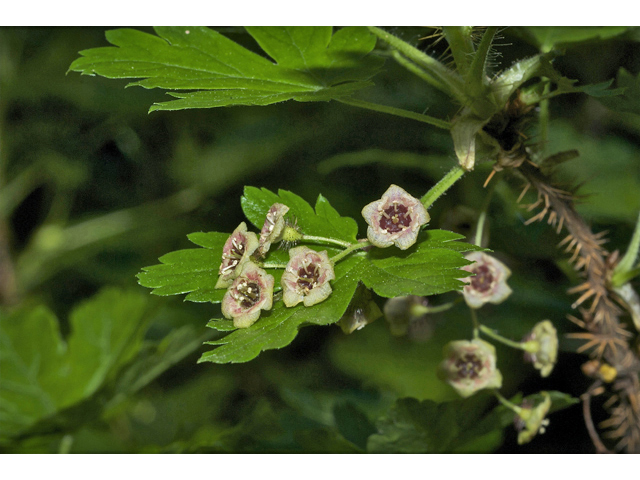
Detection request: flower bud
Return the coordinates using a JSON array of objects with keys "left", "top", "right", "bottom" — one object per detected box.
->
[
  {"left": 383, "top": 295, "right": 429, "bottom": 337},
  {"left": 338, "top": 285, "right": 382, "bottom": 334},
  {"left": 522, "top": 320, "right": 558, "bottom": 377}
]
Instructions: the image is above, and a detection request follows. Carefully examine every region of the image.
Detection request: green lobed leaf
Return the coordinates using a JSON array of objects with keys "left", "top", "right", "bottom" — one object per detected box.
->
[
  {"left": 366, "top": 391, "right": 578, "bottom": 453},
  {"left": 366, "top": 395, "right": 500, "bottom": 453},
  {"left": 0, "top": 288, "right": 149, "bottom": 439},
  {"left": 597, "top": 68, "right": 640, "bottom": 115},
  {"left": 113, "top": 325, "right": 215, "bottom": 398},
  {"left": 359, "top": 230, "right": 482, "bottom": 298},
  {"left": 518, "top": 26, "right": 634, "bottom": 53},
  {"left": 241, "top": 186, "right": 359, "bottom": 244},
  {"left": 69, "top": 27, "right": 384, "bottom": 112},
  {"left": 136, "top": 232, "right": 228, "bottom": 303}
]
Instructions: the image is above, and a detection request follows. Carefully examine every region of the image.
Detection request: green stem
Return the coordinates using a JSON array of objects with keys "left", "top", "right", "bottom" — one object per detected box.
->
[
  {"left": 330, "top": 240, "right": 370, "bottom": 264},
  {"left": 467, "top": 27, "right": 498, "bottom": 95},
  {"left": 301, "top": 234, "right": 352, "bottom": 249},
  {"left": 261, "top": 262, "right": 288, "bottom": 269},
  {"left": 479, "top": 324, "right": 528, "bottom": 351},
  {"left": 411, "top": 297, "right": 463, "bottom": 315},
  {"left": 539, "top": 81, "right": 551, "bottom": 154},
  {"left": 421, "top": 164, "right": 466, "bottom": 209},
  {"left": 473, "top": 179, "right": 497, "bottom": 247},
  {"left": 611, "top": 211, "right": 640, "bottom": 287},
  {"left": 58, "top": 435, "right": 74, "bottom": 454},
  {"left": 474, "top": 210, "right": 487, "bottom": 248},
  {"left": 442, "top": 27, "right": 475, "bottom": 77},
  {"left": 335, "top": 97, "right": 450, "bottom": 130},
  {"left": 494, "top": 390, "right": 522, "bottom": 415},
  {"left": 470, "top": 308, "right": 480, "bottom": 339},
  {"left": 0, "top": 163, "right": 44, "bottom": 220},
  {"left": 368, "top": 27, "right": 466, "bottom": 102},
  {"left": 391, "top": 50, "right": 448, "bottom": 93}
]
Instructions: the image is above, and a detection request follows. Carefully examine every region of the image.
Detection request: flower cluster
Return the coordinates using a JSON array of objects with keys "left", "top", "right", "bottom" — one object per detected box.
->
[{"left": 216, "top": 203, "right": 339, "bottom": 328}]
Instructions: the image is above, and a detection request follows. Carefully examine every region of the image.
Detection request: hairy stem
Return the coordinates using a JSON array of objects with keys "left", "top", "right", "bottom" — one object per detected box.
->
[
  {"left": 330, "top": 240, "right": 370, "bottom": 264},
  {"left": 368, "top": 26, "right": 465, "bottom": 101},
  {"left": 421, "top": 164, "right": 466, "bottom": 209},
  {"left": 301, "top": 234, "right": 352, "bottom": 249},
  {"left": 335, "top": 97, "right": 450, "bottom": 130},
  {"left": 467, "top": 27, "right": 498, "bottom": 95}
]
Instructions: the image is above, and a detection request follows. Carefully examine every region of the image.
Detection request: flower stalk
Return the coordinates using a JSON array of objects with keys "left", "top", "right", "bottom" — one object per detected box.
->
[{"left": 421, "top": 165, "right": 466, "bottom": 210}]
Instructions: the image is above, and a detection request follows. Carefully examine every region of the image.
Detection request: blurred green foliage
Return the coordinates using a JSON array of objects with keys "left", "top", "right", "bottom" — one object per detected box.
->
[{"left": 1, "top": 27, "right": 639, "bottom": 453}]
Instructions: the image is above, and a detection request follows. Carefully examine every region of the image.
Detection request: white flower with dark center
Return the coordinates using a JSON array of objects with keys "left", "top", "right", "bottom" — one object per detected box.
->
[
  {"left": 361, "top": 184, "right": 430, "bottom": 250},
  {"left": 281, "top": 246, "right": 335, "bottom": 307},
  {"left": 258, "top": 203, "right": 290, "bottom": 255},
  {"left": 215, "top": 222, "right": 259, "bottom": 289},
  {"left": 460, "top": 252, "right": 512, "bottom": 309},
  {"left": 221, "top": 262, "right": 274, "bottom": 328},
  {"left": 437, "top": 339, "right": 503, "bottom": 398}
]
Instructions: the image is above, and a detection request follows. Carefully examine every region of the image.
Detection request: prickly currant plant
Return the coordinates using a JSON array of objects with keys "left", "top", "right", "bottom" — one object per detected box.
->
[{"left": 71, "top": 26, "right": 640, "bottom": 452}]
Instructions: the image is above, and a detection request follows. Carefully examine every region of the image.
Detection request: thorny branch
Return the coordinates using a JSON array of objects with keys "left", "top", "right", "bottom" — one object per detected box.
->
[{"left": 514, "top": 158, "right": 640, "bottom": 452}]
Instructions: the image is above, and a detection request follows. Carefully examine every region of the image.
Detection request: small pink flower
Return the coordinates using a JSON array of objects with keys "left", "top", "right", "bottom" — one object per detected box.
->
[
  {"left": 281, "top": 246, "right": 335, "bottom": 307},
  {"left": 460, "top": 252, "right": 512, "bottom": 309},
  {"left": 221, "top": 262, "right": 274, "bottom": 328},
  {"left": 361, "top": 184, "right": 430, "bottom": 250},
  {"left": 437, "top": 339, "right": 503, "bottom": 398},
  {"left": 258, "top": 203, "right": 290, "bottom": 255},
  {"left": 215, "top": 222, "right": 259, "bottom": 289}
]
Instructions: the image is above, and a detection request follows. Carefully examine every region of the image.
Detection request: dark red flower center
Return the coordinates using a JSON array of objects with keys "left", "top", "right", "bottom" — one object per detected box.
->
[
  {"left": 379, "top": 203, "right": 411, "bottom": 234},
  {"left": 297, "top": 263, "right": 320, "bottom": 292},
  {"left": 237, "top": 281, "right": 260, "bottom": 309},
  {"left": 470, "top": 264, "right": 494, "bottom": 293},
  {"left": 455, "top": 353, "right": 483, "bottom": 379}
]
